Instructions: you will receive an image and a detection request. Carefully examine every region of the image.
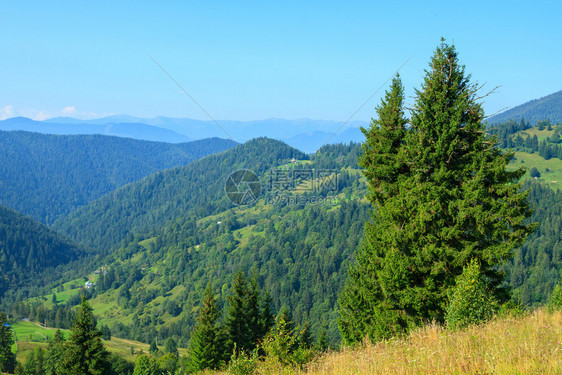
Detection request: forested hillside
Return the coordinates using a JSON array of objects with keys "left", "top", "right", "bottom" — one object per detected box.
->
[
  {"left": 0, "top": 204, "right": 82, "bottom": 300},
  {"left": 507, "top": 182, "right": 562, "bottom": 306},
  {"left": 0, "top": 131, "right": 235, "bottom": 223},
  {"left": 53, "top": 138, "right": 307, "bottom": 250},
  {"left": 487, "top": 90, "right": 562, "bottom": 125},
  {"left": 1, "top": 130, "right": 560, "bottom": 357}
]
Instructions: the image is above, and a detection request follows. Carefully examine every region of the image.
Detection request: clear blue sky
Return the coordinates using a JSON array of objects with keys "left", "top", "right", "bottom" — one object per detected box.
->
[{"left": 1, "top": 1, "right": 561, "bottom": 122}]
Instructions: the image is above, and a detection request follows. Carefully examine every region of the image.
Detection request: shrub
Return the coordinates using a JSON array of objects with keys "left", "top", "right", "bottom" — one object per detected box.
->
[
  {"left": 226, "top": 347, "right": 259, "bottom": 375},
  {"left": 548, "top": 282, "right": 562, "bottom": 311},
  {"left": 445, "top": 259, "right": 498, "bottom": 330},
  {"left": 529, "top": 167, "right": 541, "bottom": 178},
  {"left": 260, "top": 316, "right": 317, "bottom": 370}
]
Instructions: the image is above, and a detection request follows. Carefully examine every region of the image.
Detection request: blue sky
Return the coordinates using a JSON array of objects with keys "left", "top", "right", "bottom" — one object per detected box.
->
[{"left": 1, "top": 1, "right": 560, "bottom": 122}]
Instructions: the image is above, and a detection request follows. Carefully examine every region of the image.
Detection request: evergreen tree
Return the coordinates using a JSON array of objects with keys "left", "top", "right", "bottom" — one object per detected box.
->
[
  {"left": 225, "top": 272, "right": 250, "bottom": 353},
  {"left": 445, "top": 259, "right": 497, "bottom": 329},
  {"left": 164, "top": 338, "right": 177, "bottom": 357},
  {"left": 62, "top": 295, "right": 110, "bottom": 375},
  {"left": 186, "top": 284, "right": 225, "bottom": 372},
  {"left": 44, "top": 330, "right": 65, "bottom": 375},
  {"left": 339, "top": 74, "right": 409, "bottom": 343},
  {"left": 0, "top": 312, "right": 17, "bottom": 374},
  {"left": 132, "top": 355, "right": 159, "bottom": 375},
  {"left": 148, "top": 341, "right": 158, "bottom": 356},
  {"left": 339, "top": 40, "right": 534, "bottom": 344},
  {"left": 22, "top": 347, "right": 45, "bottom": 375},
  {"left": 358, "top": 73, "right": 408, "bottom": 206}
]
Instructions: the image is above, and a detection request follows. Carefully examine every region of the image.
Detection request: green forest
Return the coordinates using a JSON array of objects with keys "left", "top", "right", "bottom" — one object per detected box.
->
[
  {"left": 1, "top": 41, "right": 561, "bottom": 374},
  {"left": 0, "top": 131, "right": 235, "bottom": 224}
]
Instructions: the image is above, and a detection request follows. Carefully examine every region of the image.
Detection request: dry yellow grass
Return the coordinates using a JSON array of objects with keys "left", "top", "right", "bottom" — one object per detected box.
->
[
  {"left": 301, "top": 309, "right": 562, "bottom": 375},
  {"left": 244, "top": 309, "right": 562, "bottom": 375}
]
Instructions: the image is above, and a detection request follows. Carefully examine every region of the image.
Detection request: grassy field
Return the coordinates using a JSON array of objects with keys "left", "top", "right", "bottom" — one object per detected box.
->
[
  {"left": 518, "top": 127, "right": 556, "bottom": 141},
  {"left": 11, "top": 321, "right": 187, "bottom": 364},
  {"left": 217, "top": 309, "right": 562, "bottom": 374},
  {"left": 510, "top": 151, "right": 562, "bottom": 190},
  {"left": 11, "top": 321, "right": 70, "bottom": 343}
]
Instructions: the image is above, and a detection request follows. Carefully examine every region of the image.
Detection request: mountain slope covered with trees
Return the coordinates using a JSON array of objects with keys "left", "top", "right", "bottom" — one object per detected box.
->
[
  {"left": 0, "top": 204, "right": 82, "bottom": 300},
  {"left": 0, "top": 131, "right": 235, "bottom": 223},
  {"left": 53, "top": 138, "right": 308, "bottom": 250},
  {"left": 488, "top": 90, "right": 562, "bottom": 125}
]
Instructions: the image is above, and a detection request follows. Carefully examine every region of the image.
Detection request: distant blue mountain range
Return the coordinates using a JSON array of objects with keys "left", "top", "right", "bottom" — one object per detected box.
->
[
  {"left": 1, "top": 115, "right": 367, "bottom": 152},
  {"left": 1, "top": 116, "right": 191, "bottom": 143}
]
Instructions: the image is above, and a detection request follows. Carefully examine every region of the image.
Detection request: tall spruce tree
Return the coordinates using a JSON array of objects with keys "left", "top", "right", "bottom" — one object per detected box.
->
[
  {"left": 62, "top": 296, "right": 110, "bottom": 375},
  {"left": 339, "top": 74, "right": 410, "bottom": 343},
  {"left": 224, "top": 272, "right": 274, "bottom": 354},
  {"left": 186, "top": 284, "right": 225, "bottom": 372},
  {"left": 339, "top": 40, "right": 534, "bottom": 344}
]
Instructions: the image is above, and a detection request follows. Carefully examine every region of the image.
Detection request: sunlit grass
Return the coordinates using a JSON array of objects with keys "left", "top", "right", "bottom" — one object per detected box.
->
[{"left": 214, "top": 309, "right": 562, "bottom": 374}]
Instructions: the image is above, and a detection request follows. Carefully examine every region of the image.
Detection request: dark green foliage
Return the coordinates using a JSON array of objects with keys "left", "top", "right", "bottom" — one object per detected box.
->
[
  {"left": 164, "top": 338, "right": 177, "bottom": 357},
  {"left": 148, "top": 341, "right": 158, "bottom": 356},
  {"left": 339, "top": 75, "right": 410, "bottom": 343},
  {"left": 0, "top": 131, "right": 235, "bottom": 224},
  {"left": 107, "top": 353, "right": 134, "bottom": 375},
  {"left": 340, "top": 41, "right": 534, "bottom": 344},
  {"left": 224, "top": 272, "right": 273, "bottom": 354},
  {"left": 62, "top": 295, "right": 110, "bottom": 375},
  {"left": 445, "top": 259, "right": 498, "bottom": 329},
  {"left": 0, "top": 205, "right": 81, "bottom": 300},
  {"left": 99, "top": 324, "right": 111, "bottom": 340},
  {"left": 506, "top": 182, "right": 562, "bottom": 306},
  {"left": 54, "top": 138, "right": 307, "bottom": 250},
  {"left": 488, "top": 119, "right": 562, "bottom": 161},
  {"left": 487, "top": 89, "right": 562, "bottom": 125},
  {"left": 0, "top": 312, "right": 17, "bottom": 373},
  {"left": 186, "top": 284, "right": 224, "bottom": 372},
  {"left": 21, "top": 347, "right": 45, "bottom": 375},
  {"left": 44, "top": 330, "right": 65, "bottom": 375},
  {"left": 529, "top": 167, "right": 541, "bottom": 178}
]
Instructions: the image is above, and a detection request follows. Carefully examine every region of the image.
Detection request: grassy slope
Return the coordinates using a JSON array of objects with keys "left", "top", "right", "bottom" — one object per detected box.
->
[
  {"left": 223, "top": 309, "right": 562, "bottom": 374},
  {"left": 510, "top": 151, "right": 562, "bottom": 190},
  {"left": 11, "top": 321, "right": 187, "bottom": 364},
  {"left": 504, "top": 127, "right": 562, "bottom": 190}
]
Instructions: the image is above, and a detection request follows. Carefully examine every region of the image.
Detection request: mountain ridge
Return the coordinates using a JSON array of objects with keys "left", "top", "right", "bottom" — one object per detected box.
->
[
  {"left": 0, "top": 131, "right": 236, "bottom": 223},
  {"left": 488, "top": 90, "right": 562, "bottom": 125}
]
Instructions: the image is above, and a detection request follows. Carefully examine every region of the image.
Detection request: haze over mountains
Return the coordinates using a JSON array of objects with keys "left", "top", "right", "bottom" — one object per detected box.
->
[{"left": 1, "top": 116, "right": 366, "bottom": 153}]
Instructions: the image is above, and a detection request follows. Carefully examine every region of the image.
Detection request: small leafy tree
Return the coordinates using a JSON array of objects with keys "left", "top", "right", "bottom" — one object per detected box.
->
[
  {"left": 445, "top": 259, "right": 497, "bottom": 329},
  {"left": 529, "top": 167, "right": 541, "bottom": 178}
]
